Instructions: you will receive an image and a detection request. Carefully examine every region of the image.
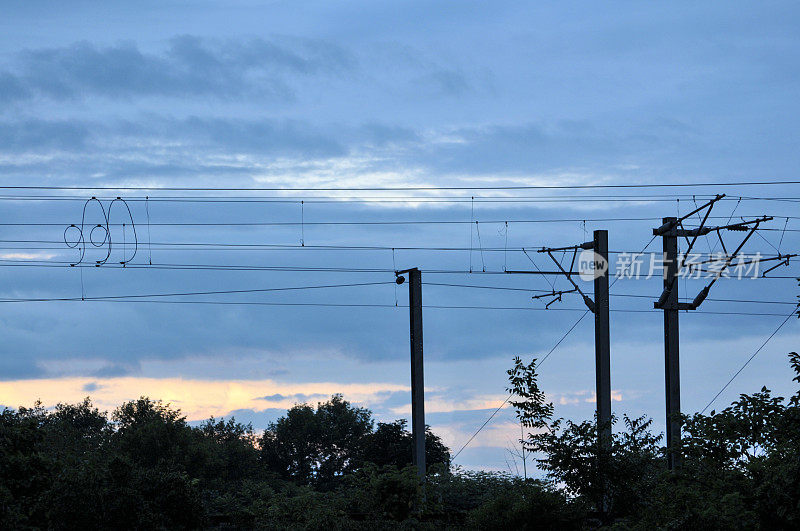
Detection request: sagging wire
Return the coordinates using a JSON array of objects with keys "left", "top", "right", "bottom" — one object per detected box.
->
[
  {"left": 301, "top": 200, "right": 305, "bottom": 247},
  {"left": 392, "top": 248, "right": 398, "bottom": 306},
  {"left": 146, "top": 195, "right": 153, "bottom": 265},
  {"left": 64, "top": 197, "right": 138, "bottom": 266},
  {"left": 469, "top": 196, "right": 474, "bottom": 273},
  {"left": 476, "top": 221, "right": 486, "bottom": 272},
  {"left": 504, "top": 221, "right": 509, "bottom": 272}
]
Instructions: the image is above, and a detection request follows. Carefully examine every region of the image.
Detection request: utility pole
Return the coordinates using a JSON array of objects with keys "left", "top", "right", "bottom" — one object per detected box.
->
[
  {"left": 513, "top": 230, "right": 611, "bottom": 513},
  {"left": 652, "top": 194, "right": 777, "bottom": 469},
  {"left": 593, "top": 230, "right": 612, "bottom": 467},
  {"left": 531, "top": 231, "right": 611, "bottom": 455},
  {"left": 396, "top": 268, "right": 425, "bottom": 480},
  {"left": 659, "top": 216, "right": 682, "bottom": 470}
]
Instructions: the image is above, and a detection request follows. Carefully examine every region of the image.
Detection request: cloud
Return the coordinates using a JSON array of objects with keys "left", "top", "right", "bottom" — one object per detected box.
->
[
  {"left": 389, "top": 394, "right": 510, "bottom": 415},
  {"left": 549, "top": 389, "right": 624, "bottom": 406},
  {"left": 0, "top": 72, "right": 28, "bottom": 104},
  {"left": 82, "top": 381, "right": 102, "bottom": 392},
  {"left": 0, "top": 120, "right": 90, "bottom": 151},
  {"left": 1, "top": 36, "right": 354, "bottom": 104},
  {"left": 0, "top": 356, "right": 45, "bottom": 380},
  {"left": 259, "top": 392, "right": 327, "bottom": 403},
  {"left": 0, "top": 376, "right": 408, "bottom": 421},
  {"left": 0, "top": 252, "right": 56, "bottom": 260}
]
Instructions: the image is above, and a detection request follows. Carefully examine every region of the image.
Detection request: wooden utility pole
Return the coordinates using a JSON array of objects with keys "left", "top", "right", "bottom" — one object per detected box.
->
[
  {"left": 524, "top": 231, "right": 612, "bottom": 513},
  {"left": 593, "top": 230, "right": 612, "bottom": 474},
  {"left": 397, "top": 268, "right": 426, "bottom": 480},
  {"left": 653, "top": 195, "right": 773, "bottom": 470},
  {"left": 658, "top": 217, "right": 682, "bottom": 470}
]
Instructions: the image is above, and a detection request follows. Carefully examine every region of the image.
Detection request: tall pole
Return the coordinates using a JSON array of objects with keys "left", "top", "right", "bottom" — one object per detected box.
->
[
  {"left": 593, "top": 230, "right": 612, "bottom": 449},
  {"left": 653, "top": 206, "right": 772, "bottom": 470},
  {"left": 593, "top": 230, "right": 611, "bottom": 513},
  {"left": 661, "top": 217, "right": 682, "bottom": 470},
  {"left": 593, "top": 230, "right": 612, "bottom": 456},
  {"left": 533, "top": 233, "right": 613, "bottom": 513},
  {"left": 408, "top": 268, "right": 426, "bottom": 480}
]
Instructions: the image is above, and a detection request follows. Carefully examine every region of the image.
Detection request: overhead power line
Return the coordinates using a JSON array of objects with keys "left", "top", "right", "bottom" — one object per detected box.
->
[
  {"left": 700, "top": 308, "right": 800, "bottom": 414},
  {"left": 1, "top": 215, "right": 796, "bottom": 227},
  {"left": 1, "top": 180, "right": 799, "bottom": 191},
  {"left": 0, "top": 281, "right": 393, "bottom": 302},
  {"left": 0, "top": 194, "right": 797, "bottom": 204},
  {"left": 451, "top": 236, "right": 659, "bottom": 462},
  {"left": 0, "top": 296, "right": 791, "bottom": 316}
]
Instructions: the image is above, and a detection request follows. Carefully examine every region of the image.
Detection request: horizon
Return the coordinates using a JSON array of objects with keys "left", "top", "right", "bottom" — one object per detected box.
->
[{"left": 2, "top": 1, "right": 800, "bottom": 474}]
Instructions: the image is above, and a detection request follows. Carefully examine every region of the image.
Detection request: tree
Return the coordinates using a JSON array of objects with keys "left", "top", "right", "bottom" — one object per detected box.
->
[
  {"left": 260, "top": 394, "right": 373, "bottom": 487},
  {"left": 358, "top": 419, "right": 450, "bottom": 470},
  {"left": 506, "top": 355, "right": 663, "bottom": 520}
]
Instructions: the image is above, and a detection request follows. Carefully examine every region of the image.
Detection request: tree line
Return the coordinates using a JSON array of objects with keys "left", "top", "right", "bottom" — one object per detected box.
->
[{"left": 2, "top": 310, "right": 799, "bottom": 529}]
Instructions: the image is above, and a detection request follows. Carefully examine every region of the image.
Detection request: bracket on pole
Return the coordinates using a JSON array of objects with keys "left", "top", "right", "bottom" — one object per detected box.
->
[
  {"left": 653, "top": 194, "right": 774, "bottom": 311},
  {"left": 535, "top": 243, "right": 597, "bottom": 313}
]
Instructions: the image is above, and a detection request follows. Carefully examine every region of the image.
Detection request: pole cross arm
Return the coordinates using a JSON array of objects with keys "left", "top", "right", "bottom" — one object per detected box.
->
[
  {"left": 544, "top": 249, "right": 596, "bottom": 313},
  {"left": 653, "top": 194, "right": 725, "bottom": 235},
  {"left": 655, "top": 213, "right": 776, "bottom": 310},
  {"left": 665, "top": 217, "right": 772, "bottom": 311},
  {"left": 536, "top": 241, "right": 594, "bottom": 253},
  {"left": 762, "top": 254, "right": 798, "bottom": 276},
  {"left": 671, "top": 216, "right": 773, "bottom": 237},
  {"left": 531, "top": 288, "right": 579, "bottom": 300}
]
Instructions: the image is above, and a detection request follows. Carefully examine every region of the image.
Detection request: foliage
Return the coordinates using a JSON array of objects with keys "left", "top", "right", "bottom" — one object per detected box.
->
[
  {"left": 507, "top": 349, "right": 800, "bottom": 529},
  {"left": 0, "top": 394, "right": 461, "bottom": 529},
  {"left": 259, "top": 394, "right": 449, "bottom": 490},
  {"left": 358, "top": 419, "right": 450, "bottom": 471},
  {"left": 3, "top": 339, "right": 800, "bottom": 528},
  {"left": 506, "top": 355, "right": 554, "bottom": 431}
]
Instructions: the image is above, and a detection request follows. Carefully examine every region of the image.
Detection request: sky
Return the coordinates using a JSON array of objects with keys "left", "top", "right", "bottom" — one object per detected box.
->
[{"left": 1, "top": 0, "right": 799, "bottom": 473}]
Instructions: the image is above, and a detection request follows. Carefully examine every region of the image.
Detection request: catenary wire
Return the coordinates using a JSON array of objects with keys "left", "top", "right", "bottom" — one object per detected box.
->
[{"left": 700, "top": 308, "right": 800, "bottom": 414}]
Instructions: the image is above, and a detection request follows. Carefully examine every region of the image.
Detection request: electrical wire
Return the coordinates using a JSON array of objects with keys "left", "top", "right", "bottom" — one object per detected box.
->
[
  {"left": 1, "top": 180, "right": 799, "bottom": 191},
  {"left": 1, "top": 215, "right": 797, "bottom": 227},
  {"left": 0, "top": 281, "right": 394, "bottom": 302},
  {"left": 450, "top": 236, "right": 658, "bottom": 462},
  {"left": 699, "top": 308, "right": 800, "bottom": 414}
]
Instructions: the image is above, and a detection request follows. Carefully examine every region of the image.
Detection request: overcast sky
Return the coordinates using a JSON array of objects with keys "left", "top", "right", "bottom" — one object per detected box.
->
[{"left": 1, "top": 1, "right": 799, "bottom": 472}]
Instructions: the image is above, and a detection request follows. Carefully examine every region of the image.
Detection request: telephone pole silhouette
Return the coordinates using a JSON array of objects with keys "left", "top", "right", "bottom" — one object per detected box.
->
[
  {"left": 396, "top": 268, "right": 426, "bottom": 480},
  {"left": 652, "top": 194, "right": 777, "bottom": 469},
  {"left": 514, "top": 229, "right": 612, "bottom": 513}
]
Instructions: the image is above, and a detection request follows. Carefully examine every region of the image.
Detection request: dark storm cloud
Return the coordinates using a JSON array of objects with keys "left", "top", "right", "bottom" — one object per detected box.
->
[
  {"left": 0, "top": 119, "right": 91, "bottom": 151},
  {"left": 0, "top": 36, "right": 354, "bottom": 103},
  {"left": 0, "top": 356, "right": 44, "bottom": 380},
  {"left": 0, "top": 72, "right": 29, "bottom": 103},
  {"left": 0, "top": 116, "right": 423, "bottom": 159}
]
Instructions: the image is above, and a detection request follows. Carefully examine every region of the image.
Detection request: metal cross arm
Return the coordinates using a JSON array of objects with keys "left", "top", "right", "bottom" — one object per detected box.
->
[
  {"left": 531, "top": 287, "right": 578, "bottom": 309},
  {"left": 655, "top": 214, "right": 772, "bottom": 308},
  {"left": 655, "top": 216, "right": 773, "bottom": 311},
  {"left": 687, "top": 252, "right": 798, "bottom": 274},
  {"left": 762, "top": 254, "right": 798, "bottom": 277},
  {"left": 542, "top": 249, "right": 596, "bottom": 313},
  {"left": 535, "top": 241, "right": 595, "bottom": 253},
  {"left": 653, "top": 194, "right": 725, "bottom": 236},
  {"left": 531, "top": 287, "right": 578, "bottom": 300},
  {"left": 669, "top": 216, "right": 773, "bottom": 237}
]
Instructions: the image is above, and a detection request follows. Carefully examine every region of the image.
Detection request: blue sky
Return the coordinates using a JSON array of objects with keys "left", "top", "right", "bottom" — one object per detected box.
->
[{"left": 1, "top": 1, "right": 799, "bottom": 472}]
